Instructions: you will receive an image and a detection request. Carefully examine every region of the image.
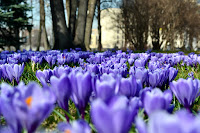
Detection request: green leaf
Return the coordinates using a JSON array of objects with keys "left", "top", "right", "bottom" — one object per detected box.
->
[
  {"left": 89, "top": 123, "right": 97, "bottom": 132},
  {"left": 53, "top": 109, "right": 67, "bottom": 122},
  {"left": 61, "top": 108, "right": 75, "bottom": 121}
]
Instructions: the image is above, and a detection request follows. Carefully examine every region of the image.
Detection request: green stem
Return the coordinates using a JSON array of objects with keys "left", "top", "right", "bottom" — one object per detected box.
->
[
  {"left": 36, "top": 63, "right": 39, "bottom": 70},
  {"left": 53, "top": 109, "right": 67, "bottom": 122},
  {"left": 90, "top": 124, "right": 97, "bottom": 132},
  {"left": 22, "top": 129, "right": 28, "bottom": 133},
  {"left": 76, "top": 108, "right": 81, "bottom": 119},
  {"left": 61, "top": 108, "right": 75, "bottom": 121},
  {"left": 173, "top": 95, "right": 176, "bottom": 107}
]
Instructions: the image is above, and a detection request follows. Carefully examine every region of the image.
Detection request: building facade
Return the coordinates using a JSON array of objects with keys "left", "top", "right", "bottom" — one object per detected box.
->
[{"left": 90, "top": 8, "right": 125, "bottom": 49}]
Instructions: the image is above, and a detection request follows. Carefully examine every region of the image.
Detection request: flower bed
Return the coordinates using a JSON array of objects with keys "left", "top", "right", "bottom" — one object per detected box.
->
[{"left": 0, "top": 49, "right": 200, "bottom": 133}]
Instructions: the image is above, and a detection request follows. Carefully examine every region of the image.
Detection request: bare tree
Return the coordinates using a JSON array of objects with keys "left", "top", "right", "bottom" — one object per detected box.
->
[
  {"left": 29, "top": 0, "right": 33, "bottom": 50},
  {"left": 37, "top": 0, "right": 50, "bottom": 51},
  {"left": 182, "top": 0, "right": 200, "bottom": 50},
  {"left": 85, "top": 0, "right": 97, "bottom": 50},
  {"left": 119, "top": 0, "right": 149, "bottom": 50},
  {"left": 97, "top": 0, "right": 102, "bottom": 51},
  {"left": 50, "top": 0, "right": 73, "bottom": 49},
  {"left": 69, "top": 0, "right": 78, "bottom": 40},
  {"left": 119, "top": 0, "right": 200, "bottom": 51},
  {"left": 74, "top": 0, "right": 89, "bottom": 50}
]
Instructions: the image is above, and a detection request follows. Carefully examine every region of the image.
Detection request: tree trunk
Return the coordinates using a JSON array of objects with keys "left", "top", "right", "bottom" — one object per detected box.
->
[
  {"left": 37, "top": 0, "right": 50, "bottom": 51},
  {"left": 137, "top": 34, "right": 144, "bottom": 50},
  {"left": 37, "top": 24, "right": 42, "bottom": 51},
  {"left": 84, "top": 0, "right": 97, "bottom": 51},
  {"left": 74, "top": 0, "right": 88, "bottom": 50},
  {"left": 123, "top": 0, "right": 128, "bottom": 50},
  {"left": 29, "top": 31, "right": 32, "bottom": 50},
  {"left": 50, "top": 0, "right": 73, "bottom": 50},
  {"left": 15, "top": 28, "right": 20, "bottom": 50},
  {"left": 97, "top": 0, "right": 102, "bottom": 51},
  {"left": 69, "top": 0, "right": 78, "bottom": 40},
  {"left": 124, "top": 20, "right": 128, "bottom": 50},
  {"left": 30, "top": 0, "right": 33, "bottom": 50},
  {"left": 189, "top": 34, "right": 193, "bottom": 51},
  {"left": 152, "top": 28, "right": 160, "bottom": 50}
]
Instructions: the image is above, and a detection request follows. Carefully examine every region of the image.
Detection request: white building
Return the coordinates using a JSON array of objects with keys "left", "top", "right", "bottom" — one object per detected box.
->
[{"left": 90, "top": 8, "right": 125, "bottom": 49}]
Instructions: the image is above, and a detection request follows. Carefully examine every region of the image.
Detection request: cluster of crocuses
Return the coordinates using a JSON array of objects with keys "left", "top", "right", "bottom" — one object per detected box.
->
[
  {"left": 0, "top": 49, "right": 199, "bottom": 68},
  {"left": 0, "top": 63, "right": 24, "bottom": 83},
  {"left": 136, "top": 109, "right": 200, "bottom": 133},
  {"left": 35, "top": 69, "right": 200, "bottom": 133},
  {"left": 1, "top": 49, "right": 200, "bottom": 133},
  {"left": 129, "top": 62, "right": 178, "bottom": 89}
]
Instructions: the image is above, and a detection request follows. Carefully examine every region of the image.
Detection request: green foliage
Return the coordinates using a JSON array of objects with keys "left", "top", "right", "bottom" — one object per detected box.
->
[
  {"left": 0, "top": 0, "right": 31, "bottom": 27},
  {"left": 0, "top": 0, "right": 32, "bottom": 47}
]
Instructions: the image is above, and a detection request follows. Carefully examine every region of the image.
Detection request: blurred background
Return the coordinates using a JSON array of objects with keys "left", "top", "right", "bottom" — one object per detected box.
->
[{"left": 0, "top": 0, "right": 200, "bottom": 51}]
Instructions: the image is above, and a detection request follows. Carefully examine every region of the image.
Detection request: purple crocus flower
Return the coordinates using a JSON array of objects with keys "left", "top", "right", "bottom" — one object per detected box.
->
[
  {"left": 44, "top": 54, "right": 56, "bottom": 66},
  {"left": 118, "top": 76, "right": 138, "bottom": 98},
  {"left": 0, "top": 82, "right": 55, "bottom": 133},
  {"left": 130, "top": 67, "right": 148, "bottom": 85},
  {"left": 0, "top": 59, "right": 6, "bottom": 64},
  {"left": 20, "top": 54, "right": 28, "bottom": 63},
  {"left": 1, "top": 64, "right": 14, "bottom": 82},
  {"left": 0, "top": 126, "right": 13, "bottom": 133},
  {"left": 44, "top": 54, "right": 53, "bottom": 65},
  {"left": 57, "top": 53, "right": 67, "bottom": 65},
  {"left": 12, "top": 63, "right": 25, "bottom": 83},
  {"left": 134, "top": 59, "right": 146, "bottom": 68},
  {"left": 94, "top": 54, "right": 103, "bottom": 64},
  {"left": 91, "top": 96, "right": 139, "bottom": 133},
  {"left": 0, "top": 63, "right": 24, "bottom": 83},
  {"left": 31, "top": 56, "right": 39, "bottom": 64},
  {"left": 142, "top": 89, "right": 173, "bottom": 115},
  {"left": 36, "top": 69, "right": 53, "bottom": 84},
  {"left": 135, "top": 80, "right": 143, "bottom": 96},
  {"left": 157, "top": 68, "right": 169, "bottom": 89},
  {"left": 58, "top": 120, "right": 91, "bottom": 133},
  {"left": 7, "top": 57, "right": 18, "bottom": 64},
  {"left": 148, "top": 71, "right": 160, "bottom": 88},
  {"left": 50, "top": 74, "right": 71, "bottom": 120},
  {"left": 118, "top": 67, "right": 128, "bottom": 77},
  {"left": 66, "top": 54, "right": 75, "bottom": 64},
  {"left": 136, "top": 110, "right": 200, "bottom": 133},
  {"left": 0, "top": 99, "right": 1, "bottom": 115},
  {"left": 0, "top": 83, "right": 22, "bottom": 133},
  {"left": 53, "top": 66, "right": 71, "bottom": 78},
  {"left": 95, "top": 74, "right": 116, "bottom": 102},
  {"left": 0, "top": 69, "right": 2, "bottom": 81},
  {"left": 135, "top": 68, "right": 148, "bottom": 84},
  {"left": 170, "top": 78, "right": 200, "bottom": 109},
  {"left": 86, "top": 64, "right": 99, "bottom": 74},
  {"left": 148, "top": 61, "right": 159, "bottom": 71},
  {"left": 128, "top": 58, "right": 134, "bottom": 66},
  {"left": 168, "top": 67, "right": 178, "bottom": 82},
  {"left": 69, "top": 71, "right": 92, "bottom": 118},
  {"left": 12, "top": 53, "right": 21, "bottom": 60}
]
